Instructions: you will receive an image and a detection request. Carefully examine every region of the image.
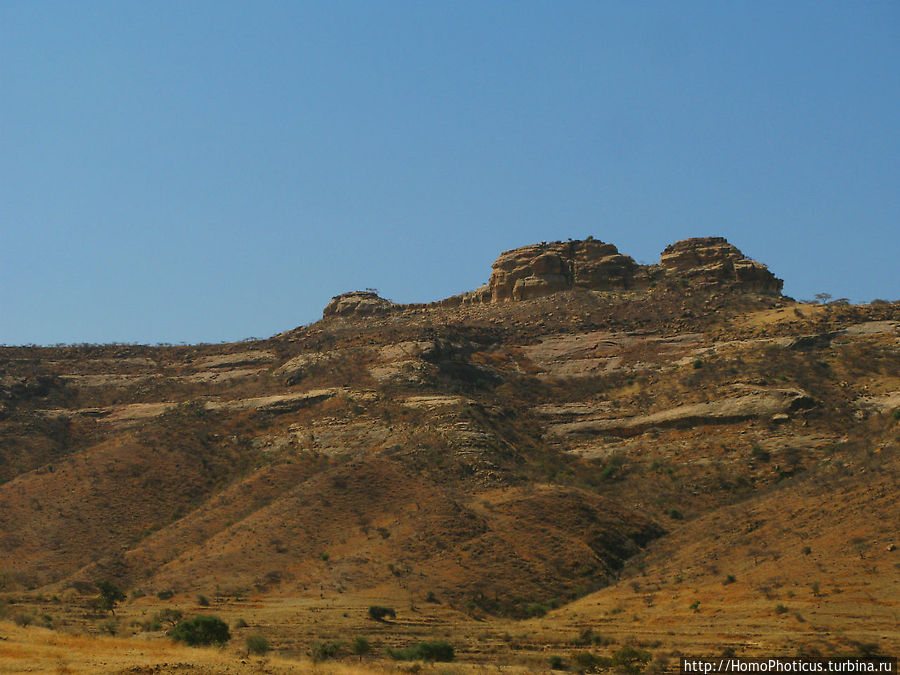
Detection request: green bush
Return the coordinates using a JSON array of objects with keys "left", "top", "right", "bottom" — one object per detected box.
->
[
  {"left": 388, "top": 641, "right": 455, "bottom": 662},
  {"left": 170, "top": 615, "right": 231, "bottom": 646},
  {"left": 246, "top": 634, "right": 269, "bottom": 655},
  {"left": 549, "top": 654, "right": 566, "bottom": 670},
  {"left": 524, "top": 602, "right": 549, "bottom": 618},
  {"left": 612, "top": 645, "right": 652, "bottom": 673},
  {"left": 368, "top": 605, "right": 396, "bottom": 621},
  {"left": 155, "top": 608, "right": 183, "bottom": 627},
  {"left": 351, "top": 636, "right": 372, "bottom": 656},
  {"left": 311, "top": 641, "right": 343, "bottom": 662}
]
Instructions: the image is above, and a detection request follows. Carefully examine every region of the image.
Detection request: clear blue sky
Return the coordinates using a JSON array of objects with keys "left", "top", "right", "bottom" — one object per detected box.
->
[{"left": 2, "top": 1, "right": 898, "bottom": 345}]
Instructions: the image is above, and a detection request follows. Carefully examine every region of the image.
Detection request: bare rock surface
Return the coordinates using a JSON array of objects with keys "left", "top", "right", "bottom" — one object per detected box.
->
[
  {"left": 660, "top": 237, "right": 782, "bottom": 292},
  {"left": 489, "top": 239, "right": 646, "bottom": 302},
  {"left": 192, "top": 350, "right": 275, "bottom": 369},
  {"left": 548, "top": 387, "right": 814, "bottom": 437}
]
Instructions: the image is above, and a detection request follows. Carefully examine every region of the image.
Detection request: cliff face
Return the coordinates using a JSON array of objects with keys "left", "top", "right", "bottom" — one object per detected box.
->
[{"left": 323, "top": 236, "right": 783, "bottom": 317}]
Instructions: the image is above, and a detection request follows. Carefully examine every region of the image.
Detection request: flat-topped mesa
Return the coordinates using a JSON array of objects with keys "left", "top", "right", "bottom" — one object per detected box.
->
[
  {"left": 660, "top": 237, "right": 783, "bottom": 293},
  {"left": 323, "top": 291, "right": 396, "bottom": 317},
  {"left": 489, "top": 239, "right": 648, "bottom": 302}
]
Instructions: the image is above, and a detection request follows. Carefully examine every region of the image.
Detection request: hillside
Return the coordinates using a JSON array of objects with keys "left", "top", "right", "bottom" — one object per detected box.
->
[{"left": 1, "top": 237, "right": 898, "bottom": 672}]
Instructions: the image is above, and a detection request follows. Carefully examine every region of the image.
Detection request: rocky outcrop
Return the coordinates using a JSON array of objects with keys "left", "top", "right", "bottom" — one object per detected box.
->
[
  {"left": 660, "top": 237, "right": 782, "bottom": 292},
  {"left": 489, "top": 239, "right": 650, "bottom": 302},
  {"left": 323, "top": 291, "right": 396, "bottom": 317}
]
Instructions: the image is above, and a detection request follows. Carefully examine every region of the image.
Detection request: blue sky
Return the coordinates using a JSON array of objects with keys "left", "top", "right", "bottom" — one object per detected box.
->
[{"left": 1, "top": 1, "right": 898, "bottom": 344}]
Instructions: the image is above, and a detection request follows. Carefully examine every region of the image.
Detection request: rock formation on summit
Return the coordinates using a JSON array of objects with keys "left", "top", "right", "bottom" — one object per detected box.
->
[
  {"left": 488, "top": 239, "right": 647, "bottom": 302},
  {"left": 322, "top": 236, "right": 783, "bottom": 317},
  {"left": 322, "top": 291, "right": 396, "bottom": 317},
  {"left": 485, "top": 236, "right": 782, "bottom": 303},
  {"left": 660, "top": 237, "right": 782, "bottom": 293}
]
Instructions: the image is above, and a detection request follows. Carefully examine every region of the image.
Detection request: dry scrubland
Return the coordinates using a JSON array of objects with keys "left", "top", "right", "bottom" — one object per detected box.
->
[{"left": 1, "top": 239, "right": 898, "bottom": 672}]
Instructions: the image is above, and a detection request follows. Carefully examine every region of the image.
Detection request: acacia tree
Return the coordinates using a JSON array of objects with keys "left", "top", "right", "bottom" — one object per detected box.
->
[{"left": 95, "top": 580, "right": 125, "bottom": 615}]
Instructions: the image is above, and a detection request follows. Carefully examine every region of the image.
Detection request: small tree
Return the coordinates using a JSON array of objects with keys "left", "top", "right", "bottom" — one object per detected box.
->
[{"left": 95, "top": 581, "right": 125, "bottom": 615}]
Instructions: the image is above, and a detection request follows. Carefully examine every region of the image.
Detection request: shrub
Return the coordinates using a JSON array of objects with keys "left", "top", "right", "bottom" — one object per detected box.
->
[
  {"left": 157, "top": 589, "right": 174, "bottom": 600},
  {"left": 98, "top": 618, "right": 118, "bottom": 635},
  {"left": 524, "top": 602, "right": 549, "bottom": 618},
  {"left": 368, "top": 605, "right": 396, "bottom": 621},
  {"left": 548, "top": 654, "right": 566, "bottom": 670},
  {"left": 351, "top": 636, "right": 372, "bottom": 657},
  {"left": 235, "top": 618, "right": 249, "bottom": 628},
  {"left": 388, "top": 641, "right": 455, "bottom": 662},
  {"left": 246, "top": 634, "right": 269, "bottom": 655},
  {"left": 311, "top": 641, "right": 342, "bottom": 662},
  {"left": 197, "top": 594, "right": 210, "bottom": 606},
  {"left": 751, "top": 445, "right": 771, "bottom": 462},
  {"left": 154, "top": 608, "right": 183, "bottom": 628},
  {"left": 724, "top": 575, "right": 736, "bottom": 585},
  {"left": 13, "top": 612, "right": 33, "bottom": 627},
  {"left": 612, "top": 645, "right": 652, "bottom": 674},
  {"left": 170, "top": 615, "right": 231, "bottom": 646},
  {"left": 574, "top": 652, "right": 613, "bottom": 671},
  {"left": 775, "top": 604, "right": 788, "bottom": 615}
]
